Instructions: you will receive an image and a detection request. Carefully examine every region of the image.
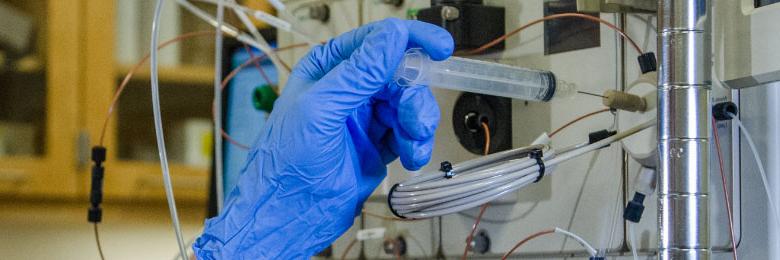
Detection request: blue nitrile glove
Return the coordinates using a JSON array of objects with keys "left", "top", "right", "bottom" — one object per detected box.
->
[{"left": 193, "top": 18, "right": 453, "bottom": 259}]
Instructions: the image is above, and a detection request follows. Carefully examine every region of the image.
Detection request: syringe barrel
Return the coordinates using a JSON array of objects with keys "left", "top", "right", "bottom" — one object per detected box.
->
[{"left": 394, "top": 48, "right": 561, "bottom": 102}]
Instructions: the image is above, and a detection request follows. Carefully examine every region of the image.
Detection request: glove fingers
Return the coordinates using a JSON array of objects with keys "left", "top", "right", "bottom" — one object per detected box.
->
[
  {"left": 298, "top": 18, "right": 409, "bottom": 130},
  {"left": 291, "top": 21, "right": 382, "bottom": 81},
  {"left": 374, "top": 85, "right": 439, "bottom": 141},
  {"left": 375, "top": 101, "right": 434, "bottom": 169},
  {"left": 293, "top": 19, "right": 454, "bottom": 81},
  {"left": 403, "top": 20, "right": 454, "bottom": 61},
  {"left": 388, "top": 128, "right": 435, "bottom": 171},
  {"left": 367, "top": 114, "right": 397, "bottom": 165},
  {"left": 396, "top": 85, "right": 440, "bottom": 140},
  {"left": 297, "top": 18, "right": 454, "bottom": 130}
]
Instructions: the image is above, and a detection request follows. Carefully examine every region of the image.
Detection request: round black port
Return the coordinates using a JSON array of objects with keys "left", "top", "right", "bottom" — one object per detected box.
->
[
  {"left": 383, "top": 236, "right": 407, "bottom": 256},
  {"left": 712, "top": 101, "right": 738, "bottom": 121},
  {"left": 453, "top": 93, "right": 511, "bottom": 155},
  {"left": 464, "top": 112, "right": 489, "bottom": 133}
]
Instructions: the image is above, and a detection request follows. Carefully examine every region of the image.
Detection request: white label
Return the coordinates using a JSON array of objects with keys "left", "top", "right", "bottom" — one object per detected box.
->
[{"left": 356, "top": 228, "right": 386, "bottom": 241}]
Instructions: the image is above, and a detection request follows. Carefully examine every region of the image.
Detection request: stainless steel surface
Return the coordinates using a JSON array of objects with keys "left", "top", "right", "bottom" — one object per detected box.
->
[
  {"left": 722, "top": 71, "right": 780, "bottom": 89},
  {"left": 657, "top": 88, "right": 710, "bottom": 139},
  {"left": 658, "top": 0, "right": 712, "bottom": 259},
  {"left": 658, "top": 32, "right": 710, "bottom": 85}
]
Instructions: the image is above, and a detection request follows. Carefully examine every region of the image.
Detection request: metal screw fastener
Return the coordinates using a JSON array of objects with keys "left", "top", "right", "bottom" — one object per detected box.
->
[{"left": 441, "top": 6, "right": 460, "bottom": 21}]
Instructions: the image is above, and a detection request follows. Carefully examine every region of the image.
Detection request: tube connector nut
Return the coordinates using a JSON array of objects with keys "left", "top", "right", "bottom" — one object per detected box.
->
[
  {"left": 637, "top": 52, "right": 657, "bottom": 74},
  {"left": 602, "top": 90, "right": 647, "bottom": 112},
  {"left": 624, "top": 192, "right": 646, "bottom": 223},
  {"left": 712, "top": 101, "right": 738, "bottom": 121}
]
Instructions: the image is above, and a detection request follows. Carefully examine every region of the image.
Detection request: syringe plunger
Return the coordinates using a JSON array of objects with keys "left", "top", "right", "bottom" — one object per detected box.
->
[{"left": 394, "top": 48, "right": 576, "bottom": 102}]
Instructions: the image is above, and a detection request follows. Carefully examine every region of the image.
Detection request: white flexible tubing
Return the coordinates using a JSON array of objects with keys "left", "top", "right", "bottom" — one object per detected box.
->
[
  {"left": 399, "top": 155, "right": 568, "bottom": 217},
  {"left": 392, "top": 121, "right": 654, "bottom": 218},
  {"left": 402, "top": 177, "right": 539, "bottom": 218},
  {"left": 394, "top": 157, "right": 538, "bottom": 193},
  {"left": 390, "top": 170, "right": 533, "bottom": 208},
  {"left": 392, "top": 145, "right": 582, "bottom": 201},
  {"left": 224, "top": 0, "right": 288, "bottom": 75},
  {"left": 554, "top": 227, "right": 598, "bottom": 257},
  {"left": 194, "top": 0, "right": 317, "bottom": 45},
  {"left": 391, "top": 159, "right": 543, "bottom": 204},
  {"left": 398, "top": 145, "right": 547, "bottom": 187},
  {"left": 213, "top": 0, "right": 226, "bottom": 211},
  {"left": 417, "top": 173, "right": 539, "bottom": 212},
  {"left": 391, "top": 184, "right": 503, "bottom": 211},
  {"left": 150, "top": 0, "right": 188, "bottom": 259},
  {"left": 628, "top": 223, "right": 639, "bottom": 260},
  {"left": 176, "top": 0, "right": 241, "bottom": 36},
  {"left": 392, "top": 173, "right": 516, "bottom": 199},
  {"left": 266, "top": 0, "right": 285, "bottom": 11},
  {"left": 732, "top": 114, "right": 780, "bottom": 230},
  {"left": 175, "top": 0, "right": 289, "bottom": 74},
  {"left": 397, "top": 165, "right": 545, "bottom": 216},
  {"left": 228, "top": 0, "right": 263, "bottom": 41},
  {"left": 544, "top": 121, "right": 654, "bottom": 166},
  {"left": 396, "top": 147, "right": 551, "bottom": 194}
]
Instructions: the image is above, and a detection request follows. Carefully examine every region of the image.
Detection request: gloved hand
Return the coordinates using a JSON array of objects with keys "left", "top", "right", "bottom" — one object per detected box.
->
[{"left": 193, "top": 18, "right": 453, "bottom": 259}]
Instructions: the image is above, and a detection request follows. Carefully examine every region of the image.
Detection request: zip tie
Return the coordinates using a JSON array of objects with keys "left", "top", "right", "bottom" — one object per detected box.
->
[
  {"left": 530, "top": 149, "right": 545, "bottom": 183},
  {"left": 440, "top": 161, "right": 454, "bottom": 179}
]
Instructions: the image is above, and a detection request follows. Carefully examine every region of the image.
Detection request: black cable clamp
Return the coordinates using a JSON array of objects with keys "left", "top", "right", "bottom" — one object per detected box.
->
[
  {"left": 637, "top": 52, "right": 657, "bottom": 74},
  {"left": 530, "top": 149, "right": 545, "bottom": 183},
  {"left": 440, "top": 161, "right": 454, "bottom": 179},
  {"left": 387, "top": 183, "right": 406, "bottom": 219},
  {"left": 88, "top": 146, "right": 107, "bottom": 223}
]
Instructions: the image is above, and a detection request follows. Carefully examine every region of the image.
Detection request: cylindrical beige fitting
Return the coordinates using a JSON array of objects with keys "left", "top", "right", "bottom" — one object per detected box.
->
[{"left": 602, "top": 90, "right": 647, "bottom": 112}]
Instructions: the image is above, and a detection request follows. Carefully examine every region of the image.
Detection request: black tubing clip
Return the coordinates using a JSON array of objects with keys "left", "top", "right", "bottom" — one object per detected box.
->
[
  {"left": 387, "top": 183, "right": 406, "bottom": 219},
  {"left": 440, "top": 161, "right": 454, "bottom": 178},
  {"left": 530, "top": 149, "right": 545, "bottom": 183}
]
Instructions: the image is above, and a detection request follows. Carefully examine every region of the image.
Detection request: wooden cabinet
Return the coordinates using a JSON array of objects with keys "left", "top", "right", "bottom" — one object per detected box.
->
[
  {"left": 82, "top": 0, "right": 214, "bottom": 203},
  {"left": 0, "top": 0, "right": 215, "bottom": 204},
  {"left": 0, "top": 0, "right": 81, "bottom": 198}
]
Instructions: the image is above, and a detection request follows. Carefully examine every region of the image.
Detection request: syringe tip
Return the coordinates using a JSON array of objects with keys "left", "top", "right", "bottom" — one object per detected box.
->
[{"left": 394, "top": 48, "right": 431, "bottom": 87}]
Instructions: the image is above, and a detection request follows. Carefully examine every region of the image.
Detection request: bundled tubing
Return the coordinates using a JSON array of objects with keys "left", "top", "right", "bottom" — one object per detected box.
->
[{"left": 389, "top": 121, "right": 654, "bottom": 219}]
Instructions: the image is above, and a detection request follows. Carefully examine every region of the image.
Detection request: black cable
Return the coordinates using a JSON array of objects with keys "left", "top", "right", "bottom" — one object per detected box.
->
[
  {"left": 89, "top": 146, "right": 107, "bottom": 260},
  {"left": 94, "top": 223, "right": 106, "bottom": 260},
  {"left": 577, "top": 91, "right": 606, "bottom": 98}
]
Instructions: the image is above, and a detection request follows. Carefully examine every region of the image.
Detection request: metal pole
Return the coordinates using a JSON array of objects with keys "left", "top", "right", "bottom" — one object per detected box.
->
[{"left": 657, "top": 0, "right": 712, "bottom": 259}]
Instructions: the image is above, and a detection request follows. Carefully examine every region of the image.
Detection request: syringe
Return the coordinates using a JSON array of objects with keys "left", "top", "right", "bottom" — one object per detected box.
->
[{"left": 394, "top": 48, "right": 576, "bottom": 102}]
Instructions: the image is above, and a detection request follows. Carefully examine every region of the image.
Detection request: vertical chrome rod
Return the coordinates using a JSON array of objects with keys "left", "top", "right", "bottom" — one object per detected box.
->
[{"left": 657, "top": 0, "right": 712, "bottom": 259}]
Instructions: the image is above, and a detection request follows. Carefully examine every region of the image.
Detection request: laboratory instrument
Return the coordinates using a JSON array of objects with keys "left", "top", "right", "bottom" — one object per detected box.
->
[{"left": 393, "top": 48, "right": 576, "bottom": 102}]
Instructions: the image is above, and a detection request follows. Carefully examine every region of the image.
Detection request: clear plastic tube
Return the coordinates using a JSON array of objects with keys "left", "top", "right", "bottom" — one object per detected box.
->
[
  {"left": 194, "top": 0, "right": 317, "bottom": 45},
  {"left": 150, "top": 0, "right": 188, "bottom": 259},
  {"left": 731, "top": 114, "right": 780, "bottom": 230},
  {"left": 628, "top": 223, "right": 639, "bottom": 260},
  {"left": 394, "top": 48, "right": 576, "bottom": 102},
  {"left": 176, "top": 0, "right": 288, "bottom": 72},
  {"left": 214, "top": 0, "right": 225, "bottom": 211},
  {"left": 554, "top": 227, "right": 598, "bottom": 257}
]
